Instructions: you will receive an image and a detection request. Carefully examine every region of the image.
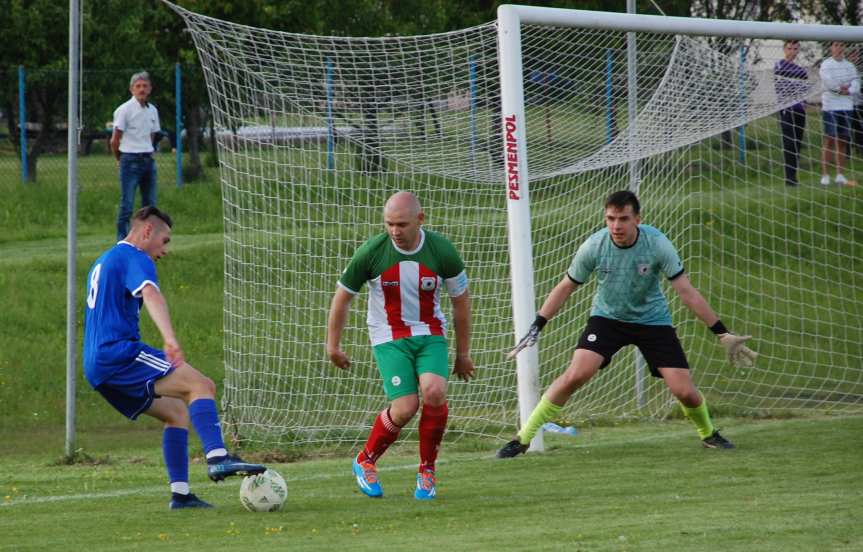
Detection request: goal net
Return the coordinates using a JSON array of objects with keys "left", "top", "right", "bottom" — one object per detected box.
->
[{"left": 168, "top": 3, "right": 863, "bottom": 448}]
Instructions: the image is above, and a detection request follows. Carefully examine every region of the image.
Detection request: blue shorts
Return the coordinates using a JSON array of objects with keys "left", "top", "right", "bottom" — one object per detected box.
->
[
  {"left": 823, "top": 111, "right": 852, "bottom": 139},
  {"left": 93, "top": 344, "right": 174, "bottom": 420}
]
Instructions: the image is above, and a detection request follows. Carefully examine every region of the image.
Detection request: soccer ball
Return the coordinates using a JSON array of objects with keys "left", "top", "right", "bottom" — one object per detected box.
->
[{"left": 239, "top": 469, "right": 287, "bottom": 512}]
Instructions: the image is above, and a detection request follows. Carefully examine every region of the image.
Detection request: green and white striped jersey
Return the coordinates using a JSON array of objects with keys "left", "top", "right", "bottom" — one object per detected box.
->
[{"left": 339, "top": 229, "right": 468, "bottom": 346}]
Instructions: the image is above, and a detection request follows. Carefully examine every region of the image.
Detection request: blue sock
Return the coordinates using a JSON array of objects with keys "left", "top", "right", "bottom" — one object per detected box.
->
[
  {"left": 189, "top": 398, "right": 226, "bottom": 457},
  {"left": 162, "top": 427, "right": 189, "bottom": 486}
]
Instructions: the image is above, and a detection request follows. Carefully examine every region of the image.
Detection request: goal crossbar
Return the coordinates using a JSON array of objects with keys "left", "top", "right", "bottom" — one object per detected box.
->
[{"left": 502, "top": 5, "right": 863, "bottom": 42}]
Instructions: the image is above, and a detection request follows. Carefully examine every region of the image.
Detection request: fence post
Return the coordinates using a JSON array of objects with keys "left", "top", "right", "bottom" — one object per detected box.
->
[
  {"left": 606, "top": 49, "right": 614, "bottom": 144},
  {"left": 18, "top": 65, "right": 28, "bottom": 183},
  {"left": 326, "top": 58, "right": 335, "bottom": 171},
  {"left": 175, "top": 63, "right": 183, "bottom": 188},
  {"left": 738, "top": 44, "right": 746, "bottom": 163},
  {"left": 469, "top": 55, "right": 478, "bottom": 168}
]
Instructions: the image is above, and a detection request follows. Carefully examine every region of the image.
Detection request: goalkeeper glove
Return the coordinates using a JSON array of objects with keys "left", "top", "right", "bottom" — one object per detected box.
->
[
  {"left": 506, "top": 315, "right": 547, "bottom": 360},
  {"left": 718, "top": 333, "right": 758, "bottom": 368}
]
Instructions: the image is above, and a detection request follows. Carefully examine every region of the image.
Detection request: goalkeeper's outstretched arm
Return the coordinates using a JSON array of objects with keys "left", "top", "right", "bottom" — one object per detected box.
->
[
  {"left": 508, "top": 276, "right": 579, "bottom": 359},
  {"left": 670, "top": 274, "right": 757, "bottom": 367},
  {"left": 538, "top": 276, "right": 580, "bottom": 321}
]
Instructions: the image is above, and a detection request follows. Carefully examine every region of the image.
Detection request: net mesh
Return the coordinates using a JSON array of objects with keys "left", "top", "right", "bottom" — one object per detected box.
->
[{"left": 169, "top": 3, "right": 863, "bottom": 447}]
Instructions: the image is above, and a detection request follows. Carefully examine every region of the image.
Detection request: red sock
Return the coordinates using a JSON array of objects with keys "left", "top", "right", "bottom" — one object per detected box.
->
[
  {"left": 418, "top": 402, "right": 448, "bottom": 472},
  {"left": 359, "top": 408, "right": 401, "bottom": 464}
]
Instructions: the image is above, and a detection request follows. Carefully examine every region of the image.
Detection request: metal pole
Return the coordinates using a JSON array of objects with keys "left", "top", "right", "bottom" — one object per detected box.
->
[
  {"left": 175, "top": 63, "right": 183, "bottom": 187},
  {"left": 625, "top": 0, "right": 647, "bottom": 410},
  {"left": 326, "top": 58, "right": 335, "bottom": 170},
  {"left": 66, "top": 0, "right": 81, "bottom": 458},
  {"left": 469, "top": 55, "right": 478, "bottom": 169},
  {"left": 738, "top": 45, "right": 746, "bottom": 163},
  {"left": 18, "top": 65, "right": 28, "bottom": 183},
  {"left": 605, "top": 49, "right": 613, "bottom": 144}
]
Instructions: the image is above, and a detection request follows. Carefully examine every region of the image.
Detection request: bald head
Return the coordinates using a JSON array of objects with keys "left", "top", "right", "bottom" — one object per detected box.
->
[
  {"left": 383, "top": 191, "right": 424, "bottom": 251},
  {"left": 384, "top": 191, "right": 422, "bottom": 218}
]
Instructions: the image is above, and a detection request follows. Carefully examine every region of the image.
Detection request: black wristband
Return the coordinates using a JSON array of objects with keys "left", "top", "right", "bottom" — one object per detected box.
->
[
  {"left": 533, "top": 315, "right": 548, "bottom": 331},
  {"left": 709, "top": 320, "right": 728, "bottom": 335}
]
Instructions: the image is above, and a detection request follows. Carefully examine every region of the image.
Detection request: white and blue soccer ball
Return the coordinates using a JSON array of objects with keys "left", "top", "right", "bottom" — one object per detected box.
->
[{"left": 239, "top": 469, "right": 287, "bottom": 512}]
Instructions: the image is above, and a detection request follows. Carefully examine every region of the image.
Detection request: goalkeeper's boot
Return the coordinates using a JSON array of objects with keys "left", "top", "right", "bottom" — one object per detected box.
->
[
  {"left": 169, "top": 492, "right": 213, "bottom": 510},
  {"left": 702, "top": 430, "right": 735, "bottom": 449},
  {"left": 496, "top": 438, "right": 529, "bottom": 458},
  {"left": 352, "top": 456, "right": 383, "bottom": 498},
  {"left": 207, "top": 454, "right": 267, "bottom": 482},
  {"left": 414, "top": 468, "right": 437, "bottom": 500}
]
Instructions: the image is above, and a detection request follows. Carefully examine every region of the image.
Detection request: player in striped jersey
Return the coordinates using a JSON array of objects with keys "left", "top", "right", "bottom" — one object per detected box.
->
[
  {"left": 327, "top": 192, "right": 475, "bottom": 500},
  {"left": 83, "top": 207, "right": 265, "bottom": 509}
]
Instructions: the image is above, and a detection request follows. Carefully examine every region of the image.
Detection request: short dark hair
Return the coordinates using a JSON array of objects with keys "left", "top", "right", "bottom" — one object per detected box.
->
[
  {"left": 132, "top": 206, "right": 173, "bottom": 228},
  {"left": 605, "top": 190, "right": 640, "bottom": 215},
  {"left": 783, "top": 40, "right": 799, "bottom": 46}
]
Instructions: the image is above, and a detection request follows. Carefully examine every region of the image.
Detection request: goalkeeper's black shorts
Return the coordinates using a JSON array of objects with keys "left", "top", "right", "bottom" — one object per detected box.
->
[{"left": 575, "top": 316, "right": 689, "bottom": 377}]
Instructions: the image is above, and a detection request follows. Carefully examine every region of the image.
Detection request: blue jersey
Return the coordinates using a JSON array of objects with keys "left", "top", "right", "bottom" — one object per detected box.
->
[
  {"left": 567, "top": 225, "right": 684, "bottom": 325},
  {"left": 83, "top": 241, "right": 159, "bottom": 386}
]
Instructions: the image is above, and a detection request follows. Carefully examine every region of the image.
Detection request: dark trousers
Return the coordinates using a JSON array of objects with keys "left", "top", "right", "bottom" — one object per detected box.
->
[
  {"left": 117, "top": 153, "right": 157, "bottom": 240},
  {"left": 778, "top": 108, "right": 805, "bottom": 186},
  {"left": 852, "top": 105, "right": 863, "bottom": 154}
]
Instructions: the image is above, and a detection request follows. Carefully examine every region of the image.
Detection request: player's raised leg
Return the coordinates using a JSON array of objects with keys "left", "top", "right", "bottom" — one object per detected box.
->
[
  {"left": 146, "top": 396, "right": 212, "bottom": 509},
  {"left": 498, "top": 349, "right": 603, "bottom": 458},
  {"left": 153, "top": 362, "right": 266, "bottom": 481},
  {"left": 660, "top": 367, "right": 734, "bottom": 449}
]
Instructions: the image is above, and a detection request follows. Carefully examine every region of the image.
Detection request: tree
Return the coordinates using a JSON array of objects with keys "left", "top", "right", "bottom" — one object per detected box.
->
[
  {"left": 0, "top": 0, "right": 162, "bottom": 181},
  {"left": 0, "top": 1, "right": 71, "bottom": 182},
  {"left": 801, "top": 0, "right": 861, "bottom": 26}
]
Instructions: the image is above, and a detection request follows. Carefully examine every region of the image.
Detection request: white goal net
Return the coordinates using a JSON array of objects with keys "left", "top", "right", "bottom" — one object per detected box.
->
[{"left": 168, "top": 3, "right": 863, "bottom": 448}]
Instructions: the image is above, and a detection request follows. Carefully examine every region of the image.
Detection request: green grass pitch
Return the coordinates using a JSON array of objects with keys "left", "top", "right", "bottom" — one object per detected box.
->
[
  {"left": 0, "top": 143, "right": 861, "bottom": 549},
  {"left": 1, "top": 417, "right": 861, "bottom": 550}
]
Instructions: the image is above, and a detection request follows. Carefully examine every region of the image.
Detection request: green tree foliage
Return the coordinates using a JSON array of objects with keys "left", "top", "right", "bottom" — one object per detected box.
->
[
  {"left": 0, "top": 1, "right": 72, "bottom": 181},
  {"left": 0, "top": 0, "right": 160, "bottom": 181}
]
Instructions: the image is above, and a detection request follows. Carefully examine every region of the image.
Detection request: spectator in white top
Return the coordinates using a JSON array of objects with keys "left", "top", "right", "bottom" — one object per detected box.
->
[
  {"left": 819, "top": 42, "right": 860, "bottom": 186},
  {"left": 110, "top": 72, "right": 161, "bottom": 240}
]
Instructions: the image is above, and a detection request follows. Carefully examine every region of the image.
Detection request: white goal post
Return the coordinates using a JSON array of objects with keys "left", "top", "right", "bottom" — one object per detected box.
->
[
  {"left": 166, "top": 1, "right": 863, "bottom": 450},
  {"left": 497, "top": 6, "right": 863, "bottom": 451}
]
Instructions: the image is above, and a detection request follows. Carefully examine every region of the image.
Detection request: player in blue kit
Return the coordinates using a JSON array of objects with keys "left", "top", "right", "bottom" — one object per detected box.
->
[
  {"left": 83, "top": 207, "right": 266, "bottom": 509},
  {"left": 497, "top": 191, "right": 757, "bottom": 457}
]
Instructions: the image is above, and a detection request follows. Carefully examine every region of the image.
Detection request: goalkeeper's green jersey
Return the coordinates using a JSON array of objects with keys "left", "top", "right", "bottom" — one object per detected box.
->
[
  {"left": 338, "top": 229, "right": 468, "bottom": 346},
  {"left": 567, "top": 224, "right": 684, "bottom": 325}
]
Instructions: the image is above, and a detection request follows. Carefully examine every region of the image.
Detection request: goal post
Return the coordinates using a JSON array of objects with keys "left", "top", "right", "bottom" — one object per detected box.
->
[
  {"left": 165, "top": 0, "right": 863, "bottom": 450},
  {"left": 497, "top": 5, "right": 863, "bottom": 452},
  {"left": 497, "top": 6, "right": 544, "bottom": 452}
]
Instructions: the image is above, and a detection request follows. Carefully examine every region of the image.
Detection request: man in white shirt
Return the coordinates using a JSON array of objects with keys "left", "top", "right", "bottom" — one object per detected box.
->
[
  {"left": 111, "top": 72, "right": 161, "bottom": 240},
  {"left": 819, "top": 42, "right": 860, "bottom": 186}
]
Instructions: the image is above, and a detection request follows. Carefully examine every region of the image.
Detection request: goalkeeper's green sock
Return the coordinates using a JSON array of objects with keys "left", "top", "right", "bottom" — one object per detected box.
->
[
  {"left": 680, "top": 395, "right": 715, "bottom": 440},
  {"left": 517, "top": 396, "right": 563, "bottom": 445}
]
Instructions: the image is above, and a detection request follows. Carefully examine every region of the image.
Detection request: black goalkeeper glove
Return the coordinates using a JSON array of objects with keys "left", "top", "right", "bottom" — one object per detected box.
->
[{"left": 506, "top": 315, "right": 548, "bottom": 360}]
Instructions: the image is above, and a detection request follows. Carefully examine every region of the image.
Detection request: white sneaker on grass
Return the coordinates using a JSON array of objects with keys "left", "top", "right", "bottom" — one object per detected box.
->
[
  {"left": 820, "top": 174, "right": 831, "bottom": 186},
  {"left": 835, "top": 174, "right": 848, "bottom": 186}
]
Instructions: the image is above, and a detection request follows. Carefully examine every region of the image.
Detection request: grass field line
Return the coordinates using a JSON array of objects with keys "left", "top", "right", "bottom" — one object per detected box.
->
[
  {"left": 0, "top": 420, "right": 794, "bottom": 509},
  {"left": 0, "top": 233, "right": 223, "bottom": 266}
]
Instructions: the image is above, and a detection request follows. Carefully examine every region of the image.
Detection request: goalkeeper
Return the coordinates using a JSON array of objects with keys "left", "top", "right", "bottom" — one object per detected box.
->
[{"left": 498, "top": 190, "right": 756, "bottom": 458}]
